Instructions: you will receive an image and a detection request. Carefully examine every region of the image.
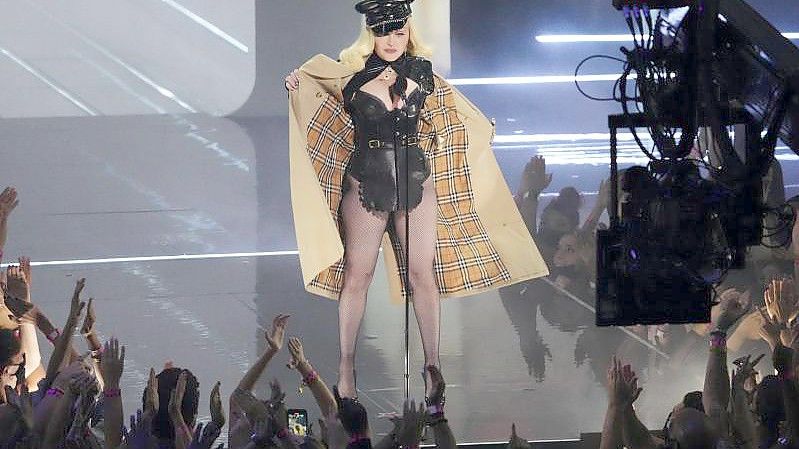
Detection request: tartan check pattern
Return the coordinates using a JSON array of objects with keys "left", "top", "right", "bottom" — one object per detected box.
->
[{"left": 306, "top": 77, "right": 511, "bottom": 298}]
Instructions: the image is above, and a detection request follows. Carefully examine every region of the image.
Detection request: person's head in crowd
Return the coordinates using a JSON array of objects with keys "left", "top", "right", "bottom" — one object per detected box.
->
[
  {"left": 755, "top": 374, "right": 785, "bottom": 448},
  {"left": 541, "top": 187, "right": 581, "bottom": 234},
  {"left": 620, "top": 166, "right": 657, "bottom": 207},
  {"left": 145, "top": 367, "right": 200, "bottom": 441},
  {"left": 680, "top": 391, "right": 705, "bottom": 413},
  {"left": 538, "top": 187, "right": 582, "bottom": 261},
  {"left": 665, "top": 407, "right": 719, "bottom": 449},
  {"left": 553, "top": 233, "right": 580, "bottom": 270},
  {"left": 551, "top": 232, "right": 594, "bottom": 296}
]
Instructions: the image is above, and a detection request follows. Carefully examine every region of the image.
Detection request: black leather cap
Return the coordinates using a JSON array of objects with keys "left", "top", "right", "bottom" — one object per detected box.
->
[{"left": 355, "top": 0, "right": 415, "bottom": 36}]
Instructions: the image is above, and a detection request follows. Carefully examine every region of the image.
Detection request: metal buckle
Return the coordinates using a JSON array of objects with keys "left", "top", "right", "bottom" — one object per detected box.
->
[
  {"left": 404, "top": 136, "right": 418, "bottom": 146},
  {"left": 368, "top": 139, "right": 381, "bottom": 149}
]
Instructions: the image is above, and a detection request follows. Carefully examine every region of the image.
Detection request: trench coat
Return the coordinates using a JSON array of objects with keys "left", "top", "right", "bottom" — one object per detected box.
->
[{"left": 288, "top": 54, "right": 548, "bottom": 303}]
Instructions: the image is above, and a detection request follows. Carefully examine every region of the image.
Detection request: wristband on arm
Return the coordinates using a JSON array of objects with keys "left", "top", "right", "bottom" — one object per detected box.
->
[
  {"left": 46, "top": 387, "right": 65, "bottom": 398},
  {"left": 46, "top": 328, "right": 61, "bottom": 344},
  {"left": 709, "top": 330, "right": 727, "bottom": 351},
  {"left": 103, "top": 388, "right": 121, "bottom": 398},
  {"left": 302, "top": 370, "right": 319, "bottom": 386},
  {"left": 348, "top": 437, "right": 372, "bottom": 449},
  {"left": 426, "top": 403, "right": 445, "bottom": 416}
]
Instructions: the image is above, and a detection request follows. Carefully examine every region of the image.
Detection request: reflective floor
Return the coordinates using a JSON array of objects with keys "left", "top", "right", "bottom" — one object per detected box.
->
[{"left": 1, "top": 96, "right": 797, "bottom": 443}]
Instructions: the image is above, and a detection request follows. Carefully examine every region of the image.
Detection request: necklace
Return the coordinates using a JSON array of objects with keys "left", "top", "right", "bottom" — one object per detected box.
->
[{"left": 381, "top": 66, "right": 394, "bottom": 81}]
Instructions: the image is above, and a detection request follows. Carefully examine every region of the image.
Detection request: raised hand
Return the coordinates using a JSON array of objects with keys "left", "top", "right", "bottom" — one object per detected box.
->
[
  {"left": 426, "top": 365, "right": 445, "bottom": 407},
  {"left": 187, "top": 422, "right": 222, "bottom": 449},
  {"left": 100, "top": 337, "right": 125, "bottom": 388},
  {"left": 0, "top": 187, "right": 18, "bottom": 219},
  {"left": 64, "top": 279, "right": 88, "bottom": 334},
  {"left": 396, "top": 399, "right": 427, "bottom": 449},
  {"left": 209, "top": 381, "right": 225, "bottom": 428},
  {"left": 6, "top": 264, "right": 29, "bottom": 300},
  {"left": 759, "top": 307, "right": 783, "bottom": 349},
  {"left": 288, "top": 337, "right": 307, "bottom": 369},
  {"left": 169, "top": 371, "right": 192, "bottom": 449},
  {"left": 765, "top": 278, "right": 798, "bottom": 328},
  {"left": 731, "top": 353, "right": 764, "bottom": 389},
  {"left": 19, "top": 257, "right": 31, "bottom": 289},
  {"left": 508, "top": 423, "right": 533, "bottom": 449},
  {"left": 169, "top": 371, "right": 188, "bottom": 421},
  {"left": 124, "top": 409, "right": 159, "bottom": 449},
  {"left": 519, "top": 156, "right": 552, "bottom": 196},
  {"left": 285, "top": 69, "right": 300, "bottom": 92},
  {"left": 4, "top": 290, "right": 33, "bottom": 322},
  {"left": 713, "top": 288, "right": 752, "bottom": 332},
  {"left": 0, "top": 186, "right": 19, "bottom": 249},
  {"left": 144, "top": 368, "right": 159, "bottom": 416},
  {"left": 81, "top": 297, "right": 96, "bottom": 337},
  {"left": 265, "top": 314, "right": 290, "bottom": 352},
  {"left": 607, "top": 357, "right": 642, "bottom": 408}
]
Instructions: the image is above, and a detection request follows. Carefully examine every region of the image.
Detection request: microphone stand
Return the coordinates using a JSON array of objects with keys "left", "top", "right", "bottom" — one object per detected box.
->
[{"left": 392, "top": 85, "right": 412, "bottom": 400}]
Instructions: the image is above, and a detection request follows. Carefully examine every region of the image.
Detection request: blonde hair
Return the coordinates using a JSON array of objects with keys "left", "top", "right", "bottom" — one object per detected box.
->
[{"left": 339, "top": 16, "right": 433, "bottom": 72}]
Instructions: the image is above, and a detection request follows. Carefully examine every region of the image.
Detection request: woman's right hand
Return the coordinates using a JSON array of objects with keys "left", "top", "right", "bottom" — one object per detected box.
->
[{"left": 285, "top": 69, "right": 300, "bottom": 92}]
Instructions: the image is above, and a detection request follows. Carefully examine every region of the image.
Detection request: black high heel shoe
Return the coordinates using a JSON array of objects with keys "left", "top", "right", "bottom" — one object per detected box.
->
[
  {"left": 335, "top": 369, "right": 359, "bottom": 401},
  {"left": 422, "top": 365, "right": 446, "bottom": 411}
]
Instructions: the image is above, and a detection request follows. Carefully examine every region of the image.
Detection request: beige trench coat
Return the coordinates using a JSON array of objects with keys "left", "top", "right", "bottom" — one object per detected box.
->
[{"left": 289, "top": 54, "right": 548, "bottom": 303}]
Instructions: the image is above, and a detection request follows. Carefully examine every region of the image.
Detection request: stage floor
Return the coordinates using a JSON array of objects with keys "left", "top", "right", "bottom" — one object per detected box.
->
[{"left": 1, "top": 108, "right": 797, "bottom": 443}]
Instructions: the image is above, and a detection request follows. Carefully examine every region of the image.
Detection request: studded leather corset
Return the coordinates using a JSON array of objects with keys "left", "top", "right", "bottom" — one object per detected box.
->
[{"left": 344, "top": 85, "right": 431, "bottom": 213}]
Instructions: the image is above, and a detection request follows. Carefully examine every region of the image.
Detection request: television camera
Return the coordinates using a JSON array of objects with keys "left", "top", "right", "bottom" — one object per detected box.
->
[{"left": 593, "top": 0, "right": 799, "bottom": 325}]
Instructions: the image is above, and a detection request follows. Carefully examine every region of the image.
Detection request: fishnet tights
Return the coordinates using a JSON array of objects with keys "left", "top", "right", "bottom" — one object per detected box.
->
[{"left": 337, "top": 174, "right": 440, "bottom": 398}]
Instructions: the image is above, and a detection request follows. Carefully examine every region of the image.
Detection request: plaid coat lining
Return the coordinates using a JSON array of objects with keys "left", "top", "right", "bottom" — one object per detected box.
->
[{"left": 305, "top": 76, "right": 512, "bottom": 299}]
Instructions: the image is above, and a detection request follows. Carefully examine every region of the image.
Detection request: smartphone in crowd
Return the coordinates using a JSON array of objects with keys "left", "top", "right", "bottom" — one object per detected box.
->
[{"left": 288, "top": 408, "right": 309, "bottom": 436}]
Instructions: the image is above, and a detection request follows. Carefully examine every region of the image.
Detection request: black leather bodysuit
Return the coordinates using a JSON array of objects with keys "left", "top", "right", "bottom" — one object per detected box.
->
[{"left": 343, "top": 57, "right": 433, "bottom": 214}]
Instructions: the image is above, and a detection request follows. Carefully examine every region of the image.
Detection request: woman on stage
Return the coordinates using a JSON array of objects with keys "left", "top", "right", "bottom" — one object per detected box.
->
[{"left": 286, "top": 0, "right": 547, "bottom": 400}]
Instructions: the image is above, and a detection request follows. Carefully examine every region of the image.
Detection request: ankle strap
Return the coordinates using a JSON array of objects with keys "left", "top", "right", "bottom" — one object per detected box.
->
[{"left": 426, "top": 403, "right": 445, "bottom": 416}]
